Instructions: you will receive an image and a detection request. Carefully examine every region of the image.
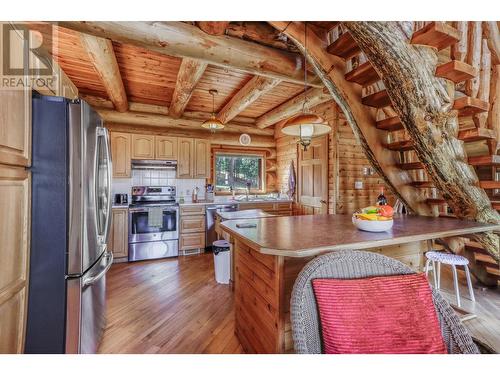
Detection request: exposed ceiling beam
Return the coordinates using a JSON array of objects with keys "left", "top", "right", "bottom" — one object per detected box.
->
[
  {"left": 79, "top": 33, "right": 128, "bottom": 112},
  {"left": 217, "top": 76, "right": 281, "bottom": 124},
  {"left": 80, "top": 94, "right": 257, "bottom": 125},
  {"left": 95, "top": 108, "right": 273, "bottom": 137},
  {"left": 196, "top": 22, "right": 230, "bottom": 36},
  {"left": 106, "top": 123, "right": 275, "bottom": 148},
  {"left": 256, "top": 87, "right": 331, "bottom": 128},
  {"left": 56, "top": 21, "right": 322, "bottom": 87},
  {"left": 169, "top": 58, "right": 208, "bottom": 118},
  {"left": 227, "top": 22, "right": 299, "bottom": 53}
]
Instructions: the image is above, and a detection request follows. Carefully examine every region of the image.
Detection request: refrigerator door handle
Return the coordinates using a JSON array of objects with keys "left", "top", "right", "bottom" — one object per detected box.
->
[
  {"left": 102, "top": 127, "right": 113, "bottom": 245},
  {"left": 82, "top": 251, "right": 113, "bottom": 287}
]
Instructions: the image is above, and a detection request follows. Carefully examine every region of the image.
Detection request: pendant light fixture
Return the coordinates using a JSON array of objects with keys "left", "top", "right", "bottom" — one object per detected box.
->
[
  {"left": 202, "top": 89, "right": 225, "bottom": 131},
  {"left": 281, "top": 22, "right": 331, "bottom": 151}
]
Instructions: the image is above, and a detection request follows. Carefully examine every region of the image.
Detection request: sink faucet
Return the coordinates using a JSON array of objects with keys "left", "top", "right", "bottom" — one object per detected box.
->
[{"left": 245, "top": 181, "right": 251, "bottom": 201}]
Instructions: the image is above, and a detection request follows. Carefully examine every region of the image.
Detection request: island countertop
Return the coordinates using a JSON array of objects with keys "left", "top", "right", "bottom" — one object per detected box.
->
[
  {"left": 217, "top": 209, "right": 276, "bottom": 221},
  {"left": 220, "top": 214, "right": 500, "bottom": 258}
]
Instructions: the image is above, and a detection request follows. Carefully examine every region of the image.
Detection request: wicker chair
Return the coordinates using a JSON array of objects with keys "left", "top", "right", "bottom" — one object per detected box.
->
[{"left": 290, "top": 250, "right": 479, "bottom": 354}]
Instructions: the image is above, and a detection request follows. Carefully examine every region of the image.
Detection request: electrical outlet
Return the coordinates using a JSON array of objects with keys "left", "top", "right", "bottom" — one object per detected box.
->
[{"left": 354, "top": 181, "right": 363, "bottom": 190}]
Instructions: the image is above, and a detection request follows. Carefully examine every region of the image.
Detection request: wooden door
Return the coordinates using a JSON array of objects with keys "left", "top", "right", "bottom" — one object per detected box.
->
[
  {"left": 298, "top": 136, "right": 328, "bottom": 215},
  {"left": 155, "top": 136, "right": 178, "bottom": 160},
  {"left": 110, "top": 132, "right": 131, "bottom": 178},
  {"left": 0, "top": 165, "right": 31, "bottom": 353},
  {"left": 131, "top": 134, "right": 155, "bottom": 159},
  {"left": 194, "top": 139, "right": 210, "bottom": 179},
  {"left": 177, "top": 138, "right": 194, "bottom": 178},
  {"left": 108, "top": 208, "right": 128, "bottom": 259}
]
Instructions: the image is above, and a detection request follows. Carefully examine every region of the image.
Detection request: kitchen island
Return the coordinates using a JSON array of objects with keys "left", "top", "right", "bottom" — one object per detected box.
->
[{"left": 220, "top": 214, "right": 500, "bottom": 354}]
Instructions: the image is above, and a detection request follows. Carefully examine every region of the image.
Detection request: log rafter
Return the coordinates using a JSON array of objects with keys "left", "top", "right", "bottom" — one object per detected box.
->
[
  {"left": 343, "top": 21, "right": 499, "bottom": 261},
  {"left": 217, "top": 76, "right": 281, "bottom": 124},
  {"left": 169, "top": 58, "right": 208, "bottom": 118},
  {"left": 56, "top": 21, "right": 322, "bottom": 87},
  {"left": 80, "top": 33, "right": 128, "bottom": 112},
  {"left": 256, "top": 87, "right": 331, "bottom": 129}
]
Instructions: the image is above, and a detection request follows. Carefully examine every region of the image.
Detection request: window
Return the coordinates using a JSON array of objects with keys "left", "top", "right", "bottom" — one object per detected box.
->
[{"left": 214, "top": 152, "right": 265, "bottom": 193}]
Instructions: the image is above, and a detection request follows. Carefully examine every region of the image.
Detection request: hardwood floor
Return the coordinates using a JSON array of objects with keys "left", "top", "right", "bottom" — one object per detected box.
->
[
  {"left": 99, "top": 251, "right": 499, "bottom": 354},
  {"left": 98, "top": 253, "right": 243, "bottom": 354}
]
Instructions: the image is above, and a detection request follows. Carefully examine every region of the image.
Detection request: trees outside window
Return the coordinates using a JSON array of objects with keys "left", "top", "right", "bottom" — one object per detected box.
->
[{"left": 215, "top": 153, "right": 264, "bottom": 192}]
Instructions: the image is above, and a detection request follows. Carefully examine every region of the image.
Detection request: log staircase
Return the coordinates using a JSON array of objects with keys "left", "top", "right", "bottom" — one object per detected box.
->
[{"left": 325, "top": 21, "right": 499, "bottom": 284}]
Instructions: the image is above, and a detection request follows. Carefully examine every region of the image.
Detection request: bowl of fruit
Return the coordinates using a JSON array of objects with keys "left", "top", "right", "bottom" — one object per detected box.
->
[{"left": 352, "top": 205, "right": 394, "bottom": 232}]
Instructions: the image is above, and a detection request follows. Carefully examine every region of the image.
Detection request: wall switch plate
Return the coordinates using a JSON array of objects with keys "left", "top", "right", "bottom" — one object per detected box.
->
[{"left": 354, "top": 181, "right": 363, "bottom": 190}]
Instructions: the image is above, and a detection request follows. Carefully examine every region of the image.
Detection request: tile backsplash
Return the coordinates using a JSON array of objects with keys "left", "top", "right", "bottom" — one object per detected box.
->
[{"left": 112, "top": 169, "right": 205, "bottom": 201}]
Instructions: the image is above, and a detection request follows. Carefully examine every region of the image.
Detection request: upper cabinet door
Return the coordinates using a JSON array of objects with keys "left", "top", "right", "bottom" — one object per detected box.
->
[
  {"left": 155, "top": 136, "right": 178, "bottom": 160},
  {"left": 177, "top": 138, "right": 194, "bottom": 179},
  {"left": 132, "top": 134, "right": 155, "bottom": 159},
  {"left": 194, "top": 139, "right": 210, "bottom": 179},
  {"left": 0, "top": 90, "right": 31, "bottom": 167},
  {"left": 110, "top": 132, "right": 131, "bottom": 178}
]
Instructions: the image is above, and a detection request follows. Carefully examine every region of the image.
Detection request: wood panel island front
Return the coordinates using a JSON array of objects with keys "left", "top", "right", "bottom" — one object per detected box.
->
[{"left": 220, "top": 214, "right": 500, "bottom": 354}]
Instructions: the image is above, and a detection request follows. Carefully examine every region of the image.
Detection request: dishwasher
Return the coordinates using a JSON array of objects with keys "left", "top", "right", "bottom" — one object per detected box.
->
[{"left": 206, "top": 204, "right": 238, "bottom": 251}]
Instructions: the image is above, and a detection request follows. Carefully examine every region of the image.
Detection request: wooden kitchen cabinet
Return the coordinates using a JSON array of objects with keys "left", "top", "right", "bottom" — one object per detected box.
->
[
  {"left": 0, "top": 165, "right": 31, "bottom": 353},
  {"left": 110, "top": 132, "right": 131, "bottom": 178},
  {"left": 179, "top": 233, "right": 205, "bottom": 252},
  {"left": 155, "top": 136, "right": 178, "bottom": 160},
  {"left": 0, "top": 89, "right": 31, "bottom": 167},
  {"left": 180, "top": 216, "right": 206, "bottom": 234},
  {"left": 177, "top": 137, "right": 194, "bottom": 178},
  {"left": 132, "top": 134, "right": 155, "bottom": 159},
  {"left": 194, "top": 139, "right": 210, "bottom": 179},
  {"left": 108, "top": 208, "right": 129, "bottom": 260}
]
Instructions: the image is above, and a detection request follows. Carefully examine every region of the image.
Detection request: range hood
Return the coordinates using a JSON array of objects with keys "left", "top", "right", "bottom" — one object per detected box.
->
[{"left": 131, "top": 159, "right": 177, "bottom": 170}]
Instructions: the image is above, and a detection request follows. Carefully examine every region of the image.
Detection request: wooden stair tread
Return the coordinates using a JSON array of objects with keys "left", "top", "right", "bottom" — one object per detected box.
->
[
  {"left": 458, "top": 128, "right": 496, "bottom": 142},
  {"left": 345, "top": 61, "right": 380, "bottom": 86},
  {"left": 465, "top": 243, "right": 489, "bottom": 255},
  {"left": 486, "top": 267, "right": 500, "bottom": 278},
  {"left": 427, "top": 198, "right": 447, "bottom": 205},
  {"left": 468, "top": 155, "right": 500, "bottom": 167},
  {"left": 410, "top": 181, "right": 434, "bottom": 188},
  {"left": 435, "top": 60, "right": 478, "bottom": 83},
  {"left": 326, "top": 32, "right": 360, "bottom": 59},
  {"left": 479, "top": 181, "right": 500, "bottom": 189},
  {"left": 385, "top": 140, "right": 414, "bottom": 151},
  {"left": 362, "top": 90, "right": 391, "bottom": 108},
  {"left": 453, "top": 96, "right": 489, "bottom": 116},
  {"left": 410, "top": 22, "right": 460, "bottom": 51},
  {"left": 475, "top": 253, "right": 498, "bottom": 268},
  {"left": 491, "top": 201, "right": 500, "bottom": 210},
  {"left": 397, "top": 162, "right": 424, "bottom": 170},
  {"left": 376, "top": 116, "right": 403, "bottom": 131}
]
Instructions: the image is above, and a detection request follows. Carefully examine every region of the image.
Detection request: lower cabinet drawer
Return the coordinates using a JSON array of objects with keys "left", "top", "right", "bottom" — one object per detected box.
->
[
  {"left": 180, "top": 216, "right": 206, "bottom": 233},
  {"left": 180, "top": 233, "right": 206, "bottom": 250}
]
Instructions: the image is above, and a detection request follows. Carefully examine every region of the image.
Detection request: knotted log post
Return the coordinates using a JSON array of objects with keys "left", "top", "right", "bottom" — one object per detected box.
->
[{"left": 343, "top": 22, "right": 499, "bottom": 261}]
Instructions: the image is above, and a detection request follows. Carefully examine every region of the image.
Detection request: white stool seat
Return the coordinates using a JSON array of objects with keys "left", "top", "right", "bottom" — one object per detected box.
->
[
  {"left": 424, "top": 250, "right": 475, "bottom": 308},
  {"left": 425, "top": 251, "right": 469, "bottom": 266}
]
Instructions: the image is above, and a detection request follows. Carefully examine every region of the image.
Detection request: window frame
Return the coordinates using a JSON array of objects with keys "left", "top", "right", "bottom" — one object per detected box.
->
[{"left": 212, "top": 150, "right": 267, "bottom": 195}]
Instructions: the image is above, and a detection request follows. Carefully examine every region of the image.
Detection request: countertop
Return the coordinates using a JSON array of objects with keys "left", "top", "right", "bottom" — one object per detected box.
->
[
  {"left": 217, "top": 209, "right": 276, "bottom": 221},
  {"left": 220, "top": 214, "right": 500, "bottom": 258},
  {"left": 178, "top": 198, "right": 293, "bottom": 206}
]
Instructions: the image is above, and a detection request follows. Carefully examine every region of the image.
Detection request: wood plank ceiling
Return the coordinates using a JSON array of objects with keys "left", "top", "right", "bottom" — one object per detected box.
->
[{"left": 45, "top": 23, "right": 318, "bottom": 133}]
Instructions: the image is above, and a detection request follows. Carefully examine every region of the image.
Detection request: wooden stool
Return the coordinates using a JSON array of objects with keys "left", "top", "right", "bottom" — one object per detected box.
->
[{"left": 424, "top": 251, "right": 475, "bottom": 308}]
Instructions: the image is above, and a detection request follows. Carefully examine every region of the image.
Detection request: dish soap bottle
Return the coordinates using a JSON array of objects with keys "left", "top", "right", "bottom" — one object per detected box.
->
[{"left": 377, "top": 186, "right": 387, "bottom": 206}]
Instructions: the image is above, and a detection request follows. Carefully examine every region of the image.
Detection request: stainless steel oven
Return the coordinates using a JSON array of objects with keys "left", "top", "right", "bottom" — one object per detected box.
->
[{"left": 128, "top": 186, "right": 179, "bottom": 261}]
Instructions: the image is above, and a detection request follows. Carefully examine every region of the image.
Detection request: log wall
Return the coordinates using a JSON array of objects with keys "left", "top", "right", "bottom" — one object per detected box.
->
[{"left": 276, "top": 100, "right": 394, "bottom": 214}]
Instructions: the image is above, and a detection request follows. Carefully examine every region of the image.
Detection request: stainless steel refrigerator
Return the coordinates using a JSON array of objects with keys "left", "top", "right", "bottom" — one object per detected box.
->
[{"left": 25, "top": 94, "right": 113, "bottom": 354}]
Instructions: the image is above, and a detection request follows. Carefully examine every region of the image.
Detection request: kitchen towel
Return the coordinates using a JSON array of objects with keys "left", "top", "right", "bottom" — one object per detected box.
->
[
  {"left": 148, "top": 207, "right": 164, "bottom": 228},
  {"left": 287, "top": 160, "right": 296, "bottom": 199}
]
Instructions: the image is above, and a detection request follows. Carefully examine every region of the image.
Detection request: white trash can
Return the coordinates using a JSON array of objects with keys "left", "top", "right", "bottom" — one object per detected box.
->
[{"left": 213, "top": 240, "right": 231, "bottom": 284}]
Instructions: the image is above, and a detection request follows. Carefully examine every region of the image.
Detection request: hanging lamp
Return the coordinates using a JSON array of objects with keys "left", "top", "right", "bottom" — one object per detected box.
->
[
  {"left": 281, "top": 22, "right": 331, "bottom": 151},
  {"left": 202, "top": 89, "right": 224, "bottom": 131}
]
